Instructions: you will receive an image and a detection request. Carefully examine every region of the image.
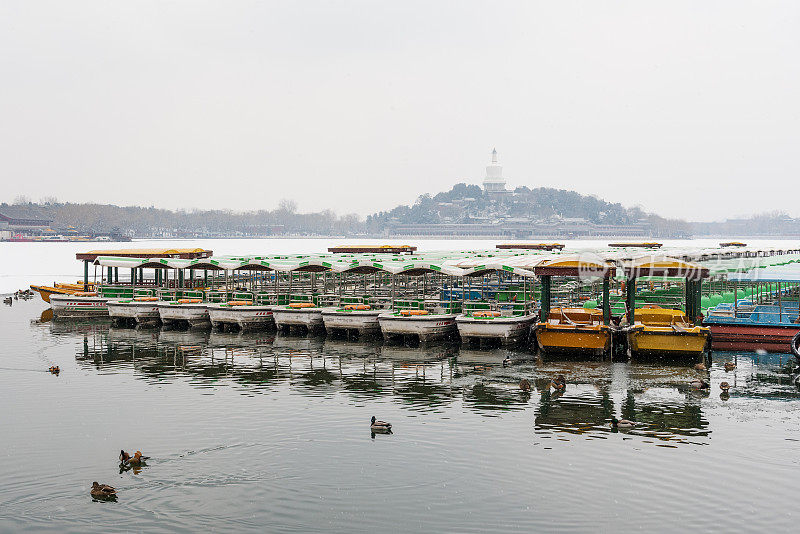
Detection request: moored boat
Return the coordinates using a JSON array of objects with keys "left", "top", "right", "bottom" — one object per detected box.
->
[
  {"left": 207, "top": 301, "right": 275, "bottom": 331},
  {"left": 378, "top": 309, "right": 458, "bottom": 344},
  {"left": 106, "top": 297, "right": 161, "bottom": 326},
  {"left": 157, "top": 299, "right": 211, "bottom": 329},
  {"left": 535, "top": 308, "right": 612, "bottom": 356},
  {"left": 50, "top": 293, "right": 109, "bottom": 318},
  {"left": 321, "top": 304, "right": 383, "bottom": 338},
  {"left": 704, "top": 269, "right": 800, "bottom": 353},
  {"left": 272, "top": 303, "right": 324, "bottom": 334}
]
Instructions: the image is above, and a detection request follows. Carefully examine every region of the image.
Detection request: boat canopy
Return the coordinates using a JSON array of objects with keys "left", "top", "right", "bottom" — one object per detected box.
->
[
  {"left": 622, "top": 256, "right": 709, "bottom": 280},
  {"left": 533, "top": 254, "right": 615, "bottom": 278},
  {"left": 727, "top": 269, "right": 800, "bottom": 283},
  {"left": 94, "top": 256, "right": 189, "bottom": 269},
  {"left": 458, "top": 263, "right": 536, "bottom": 278},
  {"left": 77, "top": 248, "right": 212, "bottom": 261}
]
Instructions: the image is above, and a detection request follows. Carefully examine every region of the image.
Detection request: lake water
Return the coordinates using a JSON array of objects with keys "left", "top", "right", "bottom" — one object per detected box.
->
[{"left": 2, "top": 239, "right": 800, "bottom": 532}]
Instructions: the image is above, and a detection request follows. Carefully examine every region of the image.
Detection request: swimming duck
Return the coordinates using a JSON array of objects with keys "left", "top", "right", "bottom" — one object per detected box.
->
[
  {"left": 724, "top": 361, "right": 736, "bottom": 372},
  {"left": 502, "top": 356, "right": 511, "bottom": 368},
  {"left": 550, "top": 375, "right": 566, "bottom": 391},
  {"left": 610, "top": 417, "right": 635, "bottom": 430},
  {"left": 370, "top": 416, "right": 392, "bottom": 433},
  {"left": 690, "top": 378, "right": 710, "bottom": 389},
  {"left": 120, "top": 450, "right": 149, "bottom": 465},
  {"left": 693, "top": 363, "right": 707, "bottom": 371},
  {"left": 519, "top": 379, "right": 531, "bottom": 392},
  {"left": 90, "top": 482, "right": 117, "bottom": 498},
  {"left": 719, "top": 381, "right": 731, "bottom": 391},
  {"left": 48, "top": 366, "right": 60, "bottom": 375}
]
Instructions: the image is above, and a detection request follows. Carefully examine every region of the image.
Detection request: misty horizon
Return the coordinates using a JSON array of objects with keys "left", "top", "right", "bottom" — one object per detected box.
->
[{"left": 2, "top": 1, "right": 798, "bottom": 221}]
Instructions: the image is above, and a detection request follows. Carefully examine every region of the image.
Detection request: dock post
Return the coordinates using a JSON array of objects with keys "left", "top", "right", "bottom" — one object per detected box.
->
[
  {"left": 602, "top": 277, "right": 610, "bottom": 326},
  {"left": 626, "top": 277, "right": 636, "bottom": 324},
  {"left": 540, "top": 275, "right": 551, "bottom": 321},
  {"left": 83, "top": 260, "right": 89, "bottom": 291}
]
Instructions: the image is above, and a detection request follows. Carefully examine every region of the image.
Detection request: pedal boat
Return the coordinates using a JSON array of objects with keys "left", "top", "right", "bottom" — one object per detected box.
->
[
  {"left": 534, "top": 307, "right": 611, "bottom": 356},
  {"left": 627, "top": 308, "right": 710, "bottom": 358},
  {"left": 207, "top": 300, "right": 275, "bottom": 331},
  {"left": 157, "top": 298, "right": 211, "bottom": 329}
]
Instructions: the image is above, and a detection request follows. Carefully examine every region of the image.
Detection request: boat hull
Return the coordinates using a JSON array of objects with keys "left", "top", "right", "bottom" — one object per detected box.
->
[
  {"left": 627, "top": 327, "right": 709, "bottom": 358},
  {"left": 704, "top": 322, "right": 800, "bottom": 353},
  {"left": 207, "top": 304, "right": 275, "bottom": 331},
  {"left": 456, "top": 314, "right": 536, "bottom": 345},
  {"left": 535, "top": 324, "right": 611, "bottom": 356},
  {"left": 50, "top": 294, "right": 109, "bottom": 318},
  {"left": 272, "top": 307, "right": 325, "bottom": 332},
  {"left": 321, "top": 308, "right": 383, "bottom": 336},
  {"left": 377, "top": 313, "right": 457, "bottom": 343},
  {"left": 107, "top": 300, "right": 162, "bottom": 324},
  {"left": 158, "top": 302, "right": 211, "bottom": 329}
]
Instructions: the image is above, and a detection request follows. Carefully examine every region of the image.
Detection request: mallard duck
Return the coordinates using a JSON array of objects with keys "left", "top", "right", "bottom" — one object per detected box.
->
[
  {"left": 610, "top": 416, "right": 635, "bottom": 430},
  {"left": 120, "top": 450, "right": 149, "bottom": 465},
  {"left": 519, "top": 379, "right": 531, "bottom": 392},
  {"left": 693, "top": 363, "right": 707, "bottom": 371},
  {"left": 370, "top": 416, "right": 392, "bottom": 433},
  {"left": 90, "top": 482, "right": 117, "bottom": 498},
  {"left": 690, "top": 378, "right": 710, "bottom": 389},
  {"left": 48, "top": 366, "right": 60, "bottom": 375},
  {"left": 724, "top": 361, "right": 736, "bottom": 372},
  {"left": 719, "top": 381, "right": 731, "bottom": 391}
]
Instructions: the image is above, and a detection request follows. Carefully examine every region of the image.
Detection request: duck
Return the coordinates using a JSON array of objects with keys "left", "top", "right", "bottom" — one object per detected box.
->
[
  {"left": 502, "top": 356, "right": 511, "bottom": 368},
  {"left": 690, "top": 378, "right": 710, "bottom": 390},
  {"left": 48, "top": 366, "right": 60, "bottom": 375},
  {"left": 519, "top": 379, "right": 531, "bottom": 392},
  {"left": 724, "top": 361, "right": 736, "bottom": 372},
  {"left": 120, "top": 450, "right": 149, "bottom": 465},
  {"left": 693, "top": 363, "right": 707, "bottom": 371},
  {"left": 550, "top": 375, "right": 566, "bottom": 391},
  {"left": 90, "top": 482, "right": 117, "bottom": 498},
  {"left": 610, "top": 416, "right": 636, "bottom": 430},
  {"left": 370, "top": 416, "right": 392, "bottom": 433},
  {"left": 719, "top": 381, "right": 731, "bottom": 391}
]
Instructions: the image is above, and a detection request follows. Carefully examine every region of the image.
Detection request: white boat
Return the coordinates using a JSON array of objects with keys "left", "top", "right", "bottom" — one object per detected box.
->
[
  {"left": 272, "top": 304, "right": 325, "bottom": 334},
  {"left": 106, "top": 298, "right": 161, "bottom": 326},
  {"left": 321, "top": 306, "right": 383, "bottom": 338},
  {"left": 157, "top": 300, "right": 211, "bottom": 329},
  {"left": 377, "top": 311, "right": 458, "bottom": 344},
  {"left": 456, "top": 312, "right": 536, "bottom": 347},
  {"left": 50, "top": 294, "right": 109, "bottom": 318},
  {"left": 207, "top": 302, "right": 275, "bottom": 331}
]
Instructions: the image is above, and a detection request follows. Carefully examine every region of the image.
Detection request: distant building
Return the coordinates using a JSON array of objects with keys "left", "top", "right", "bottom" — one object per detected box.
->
[
  {"left": 482, "top": 148, "right": 509, "bottom": 195},
  {"left": 0, "top": 211, "right": 53, "bottom": 235}
]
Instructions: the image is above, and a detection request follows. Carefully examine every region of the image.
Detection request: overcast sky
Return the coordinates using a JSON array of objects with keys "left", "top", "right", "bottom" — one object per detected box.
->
[{"left": 1, "top": 1, "right": 798, "bottom": 221}]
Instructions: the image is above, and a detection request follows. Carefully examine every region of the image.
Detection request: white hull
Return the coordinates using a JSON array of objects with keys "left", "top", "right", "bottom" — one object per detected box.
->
[
  {"left": 272, "top": 307, "right": 325, "bottom": 331},
  {"left": 107, "top": 300, "right": 161, "bottom": 324},
  {"left": 456, "top": 314, "right": 536, "bottom": 345},
  {"left": 50, "top": 294, "right": 109, "bottom": 318},
  {"left": 207, "top": 304, "right": 275, "bottom": 331},
  {"left": 158, "top": 302, "right": 211, "bottom": 328},
  {"left": 377, "top": 313, "right": 457, "bottom": 343},
  {"left": 321, "top": 308, "right": 382, "bottom": 335}
]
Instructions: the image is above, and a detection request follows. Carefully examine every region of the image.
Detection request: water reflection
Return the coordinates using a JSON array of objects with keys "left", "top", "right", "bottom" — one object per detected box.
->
[{"left": 52, "top": 321, "right": 800, "bottom": 446}]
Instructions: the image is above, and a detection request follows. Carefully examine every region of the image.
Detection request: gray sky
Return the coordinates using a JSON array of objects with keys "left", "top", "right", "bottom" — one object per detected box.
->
[{"left": 1, "top": 1, "right": 798, "bottom": 221}]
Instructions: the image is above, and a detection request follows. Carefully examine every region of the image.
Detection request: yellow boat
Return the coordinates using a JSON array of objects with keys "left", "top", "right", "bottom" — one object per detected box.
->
[
  {"left": 535, "top": 308, "right": 612, "bottom": 356},
  {"left": 627, "top": 308, "right": 710, "bottom": 358},
  {"left": 30, "top": 282, "right": 96, "bottom": 303}
]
